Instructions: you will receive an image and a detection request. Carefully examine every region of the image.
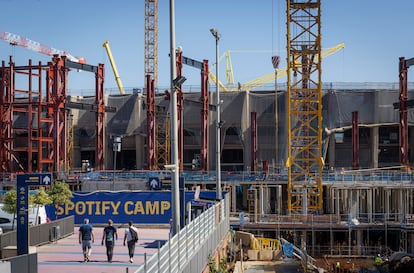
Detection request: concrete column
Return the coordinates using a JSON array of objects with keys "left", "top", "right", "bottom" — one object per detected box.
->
[
  {"left": 328, "top": 133, "right": 336, "bottom": 167},
  {"left": 276, "top": 185, "right": 282, "bottom": 214},
  {"left": 242, "top": 185, "right": 248, "bottom": 210},
  {"left": 356, "top": 189, "right": 360, "bottom": 219},
  {"left": 410, "top": 127, "right": 414, "bottom": 163},
  {"left": 336, "top": 188, "right": 340, "bottom": 218},
  {"left": 371, "top": 127, "right": 379, "bottom": 168},
  {"left": 244, "top": 91, "right": 251, "bottom": 171},
  {"left": 259, "top": 185, "right": 264, "bottom": 216},
  {"left": 232, "top": 184, "right": 237, "bottom": 212},
  {"left": 410, "top": 233, "right": 414, "bottom": 253},
  {"left": 329, "top": 186, "right": 334, "bottom": 214},
  {"left": 368, "top": 188, "right": 373, "bottom": 223},
  {"left": 260, "top": 186, "right": 272, "bottom": 214},
  {"left": 356, "top": 230, "right": 363, "bottom": 255},
  {"left": 348, "top": 189, "right": 358, "bottom": 221},
  {"left": 399, "top": 189, "right": 404, "bottom": 223},
  {"left": 135, "top": 135, "right": 144, "bottom": 169}
]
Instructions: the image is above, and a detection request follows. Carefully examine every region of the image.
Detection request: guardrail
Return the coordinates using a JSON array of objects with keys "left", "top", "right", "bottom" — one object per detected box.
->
[
  {"left": 134, "top": 194, "right": 230, "bottom": 273},
  {"left": 3, "top": 169, "right": 414, "bottom": 184},
  {"left": 0, "top": 216, "right": 74, "bottom": 258},
  {"left": 230, "top": 212, "right": 414, "bottom": 228},
  {"left": 73, "top": 169, "right": 414, "bottom": 183}
]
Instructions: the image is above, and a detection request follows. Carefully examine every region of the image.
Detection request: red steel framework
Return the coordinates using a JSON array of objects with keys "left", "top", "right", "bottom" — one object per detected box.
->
[
  {"left": 144, "top": 50, "right": 210, "bottom": 172},
  {"left": 0, "top": 55, "right": 105, "bottom": 175},
  {"left": 200, "top": 59, "right": 209, "bottom": 171},
  {"left": 398, "top": 57, "right": 411, "bottom": 166},
  {"left": 176, "top": 52, "right": 210, "bottom": 171},
  {"left": 95, "top": 62, "right": 105, "bottom": 170},
  {"left": 146, "top": 74, "right": 156, "bottom": 170},
  {"left": 176, "top": 52, "right": 184, "bottom": 171}
]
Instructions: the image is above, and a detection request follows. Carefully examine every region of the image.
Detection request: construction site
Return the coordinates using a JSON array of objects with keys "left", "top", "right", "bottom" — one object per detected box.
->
[{"left": 0, "top": 1, "right": 414, "bottom": 272}]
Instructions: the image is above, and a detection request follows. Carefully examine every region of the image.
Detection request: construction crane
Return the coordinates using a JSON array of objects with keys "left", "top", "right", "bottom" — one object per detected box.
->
[
  {"left": 102, "top": 41, "right": 126, "bottom": 95},
  {"left": 235, "top": 43, "right": 344, "bottom": 91},
  {"left": 221, "top": 49, "right": 276, "bottom": 90},
  {"left": 144, "top": 0, "right": 159, "bottom": 87},
  {"left": 286, "top": 0, "right": 323, "bottom": 214},
  {"left": 0, "top": 29, "right": 86, "bottom": 64},
  {"left": 208, "top": 43, "right": 343, "bottom": 92}
]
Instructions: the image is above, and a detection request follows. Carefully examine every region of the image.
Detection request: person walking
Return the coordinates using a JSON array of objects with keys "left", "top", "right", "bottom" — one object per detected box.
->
[
  {"left": 78, "top": 218, "right": 95, "bottom": 262},
  {"left": 101, "top": 219, "right": 118, "bottom": 262},
  {"left": 123, "top": 220, "right": 138, "bottom": 263}
]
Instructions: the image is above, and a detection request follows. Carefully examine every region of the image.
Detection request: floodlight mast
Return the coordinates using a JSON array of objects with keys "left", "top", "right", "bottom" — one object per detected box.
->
[
  {"left": 169, "top": 0, "right": 180, "bottom": 236},
  {"left": 210, "top": 28, "right": 222, "bottom": 200}
]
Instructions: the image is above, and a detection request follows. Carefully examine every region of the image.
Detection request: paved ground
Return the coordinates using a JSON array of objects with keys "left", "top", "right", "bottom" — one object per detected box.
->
[{"left": 37, "top": 226, "right": 170, "bottom": 273}]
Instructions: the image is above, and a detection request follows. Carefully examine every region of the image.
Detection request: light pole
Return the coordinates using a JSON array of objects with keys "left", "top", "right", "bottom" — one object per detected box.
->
[
  {"left": 169, "top": 0, "right": 180, "bottom": 236},
  {"left": 112, "top": 136, "right": 121, "bottom": 190},
  {"left": 272, "top": 55, "right": 280, "bottom": 174},
  {"left": 210, "top": 28, "right": 222, "bottom": 200}
]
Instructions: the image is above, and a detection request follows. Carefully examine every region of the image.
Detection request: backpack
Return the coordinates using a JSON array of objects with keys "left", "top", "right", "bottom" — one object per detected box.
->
[
  {"left": 105, "top": 228, "right": 114, "bottom": 241},
  {"left": 129, "top": 227, "right": 138, "bottom": 243}
]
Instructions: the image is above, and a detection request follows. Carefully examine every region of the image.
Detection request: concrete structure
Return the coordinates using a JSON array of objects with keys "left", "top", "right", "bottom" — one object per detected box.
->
[{"left": 68, "top": 83, "right": 414, "bottom": 173}]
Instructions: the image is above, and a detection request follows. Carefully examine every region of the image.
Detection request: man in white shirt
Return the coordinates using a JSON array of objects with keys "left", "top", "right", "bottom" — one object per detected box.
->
[{"left": 123, "top": 220, "right": 138, "bottom": 263}]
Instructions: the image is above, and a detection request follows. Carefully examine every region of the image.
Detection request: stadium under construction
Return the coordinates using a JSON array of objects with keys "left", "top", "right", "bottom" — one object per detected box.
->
[
  {"left": 1, "top": 54, "right": 414, "bottom": 257},
  {"left": 1, "top": 1, "right": 414, "bottom": 271}
]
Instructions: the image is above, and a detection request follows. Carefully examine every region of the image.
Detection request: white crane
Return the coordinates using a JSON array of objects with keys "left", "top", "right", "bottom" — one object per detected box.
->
[{"left": 0, "top": 29, "right": 86, "bottom": 64}]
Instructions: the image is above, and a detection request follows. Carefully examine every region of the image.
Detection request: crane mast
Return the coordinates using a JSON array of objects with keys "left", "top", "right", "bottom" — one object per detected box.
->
[
  {"left": 144, "top": 0, "right": 159, "bottom": 87},
  {"left": 0, "top": 29, "right": 86, "bottom": 64},
  {"left": 286, "top": 0, "right": 323, "bottom": 214}
]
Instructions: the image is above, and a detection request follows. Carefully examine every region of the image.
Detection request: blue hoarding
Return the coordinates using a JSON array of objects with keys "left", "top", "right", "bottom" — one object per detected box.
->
[{"left": 46, "top": 191, "right": 217, "bottom": 225}]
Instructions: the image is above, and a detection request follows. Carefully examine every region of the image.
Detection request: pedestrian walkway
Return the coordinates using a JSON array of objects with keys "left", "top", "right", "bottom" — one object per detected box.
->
[{"left": 37, "top": 226, "right": 169, "bottom": 273}]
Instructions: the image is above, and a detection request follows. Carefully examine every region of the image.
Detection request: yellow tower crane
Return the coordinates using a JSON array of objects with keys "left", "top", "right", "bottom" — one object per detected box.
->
[
  {"left": 102, "top": 41, "right": 126, "bottom": 95},
  {"left": 286, "top": 0, "right": 323, "bottom": 214}
]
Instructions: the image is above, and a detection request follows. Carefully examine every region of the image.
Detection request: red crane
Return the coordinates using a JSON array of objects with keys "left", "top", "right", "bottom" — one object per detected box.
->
[{"left": 0, "top": 29, "right": 86, "bottom": 64}]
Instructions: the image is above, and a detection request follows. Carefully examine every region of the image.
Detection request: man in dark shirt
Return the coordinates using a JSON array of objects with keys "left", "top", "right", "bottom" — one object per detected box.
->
[
  {"left": 101, "top": 219, "right": 118, "bottom": 262},
  {"left": 78, "top": 218, "right": 95, "bottom": 262}
]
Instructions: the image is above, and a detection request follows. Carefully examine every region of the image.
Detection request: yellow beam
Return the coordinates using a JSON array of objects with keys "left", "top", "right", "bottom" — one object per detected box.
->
[{"left": 102, "top": 41, "right": 126, "bottom": 95}]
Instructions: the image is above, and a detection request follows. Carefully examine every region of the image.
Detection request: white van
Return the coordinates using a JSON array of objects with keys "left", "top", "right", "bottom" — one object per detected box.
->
[{"left": 0, "top": 204, "right": 48, "bottom": 232}]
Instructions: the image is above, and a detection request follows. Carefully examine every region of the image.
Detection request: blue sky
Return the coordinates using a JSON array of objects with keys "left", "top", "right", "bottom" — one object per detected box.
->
[{"left": 1, "top": 1, "right": 414, "bottom": 94}]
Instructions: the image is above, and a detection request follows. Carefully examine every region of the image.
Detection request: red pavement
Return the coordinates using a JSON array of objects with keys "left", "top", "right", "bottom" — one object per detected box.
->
[{"left": 37, "top": 226, "right": 170, "bottom": 273}]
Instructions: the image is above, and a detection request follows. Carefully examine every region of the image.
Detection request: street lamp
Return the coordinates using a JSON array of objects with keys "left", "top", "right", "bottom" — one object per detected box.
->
[
  {"left": 210, "top": 28, "right": 222, "bottom": 200},
  {"left": 272, "top": 55, "right": 280, "bottom": 175},
  {"left": 112, "top": 136, "right": 122, "bottom": 190},
  {"left": 169, "top": 0, "right": 180, "bottom": 236}
]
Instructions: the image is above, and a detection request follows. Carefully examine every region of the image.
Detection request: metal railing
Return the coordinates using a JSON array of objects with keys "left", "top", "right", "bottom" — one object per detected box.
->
[
  {"left": 230, "top": 212, "right": 414, "bottom": 227},
  {"left": 134, "top": 194, "right": 230, "bottom": 273},
  {"left": 3, "top": 168, "right": 414, "bottom": 185},
  {"left": 0, "top": 216, "right": 74, "bottom": 256},
  {"left": 72, "top": 169, "right": 414, "bottom": 183}
]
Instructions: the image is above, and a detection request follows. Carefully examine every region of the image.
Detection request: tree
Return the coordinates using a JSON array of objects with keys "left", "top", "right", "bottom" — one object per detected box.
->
[
  {"left": 2, "top": 190, "right": 17, "bottom": 230},
  {"left": 47, "top": 181, "right": 72, "bottom": 219},
  {"left": 32, "top": 187, "right": 52, "bottom": 224},
  {"left": 2, "top": 190, "right": 17, "bottom": 214}
]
